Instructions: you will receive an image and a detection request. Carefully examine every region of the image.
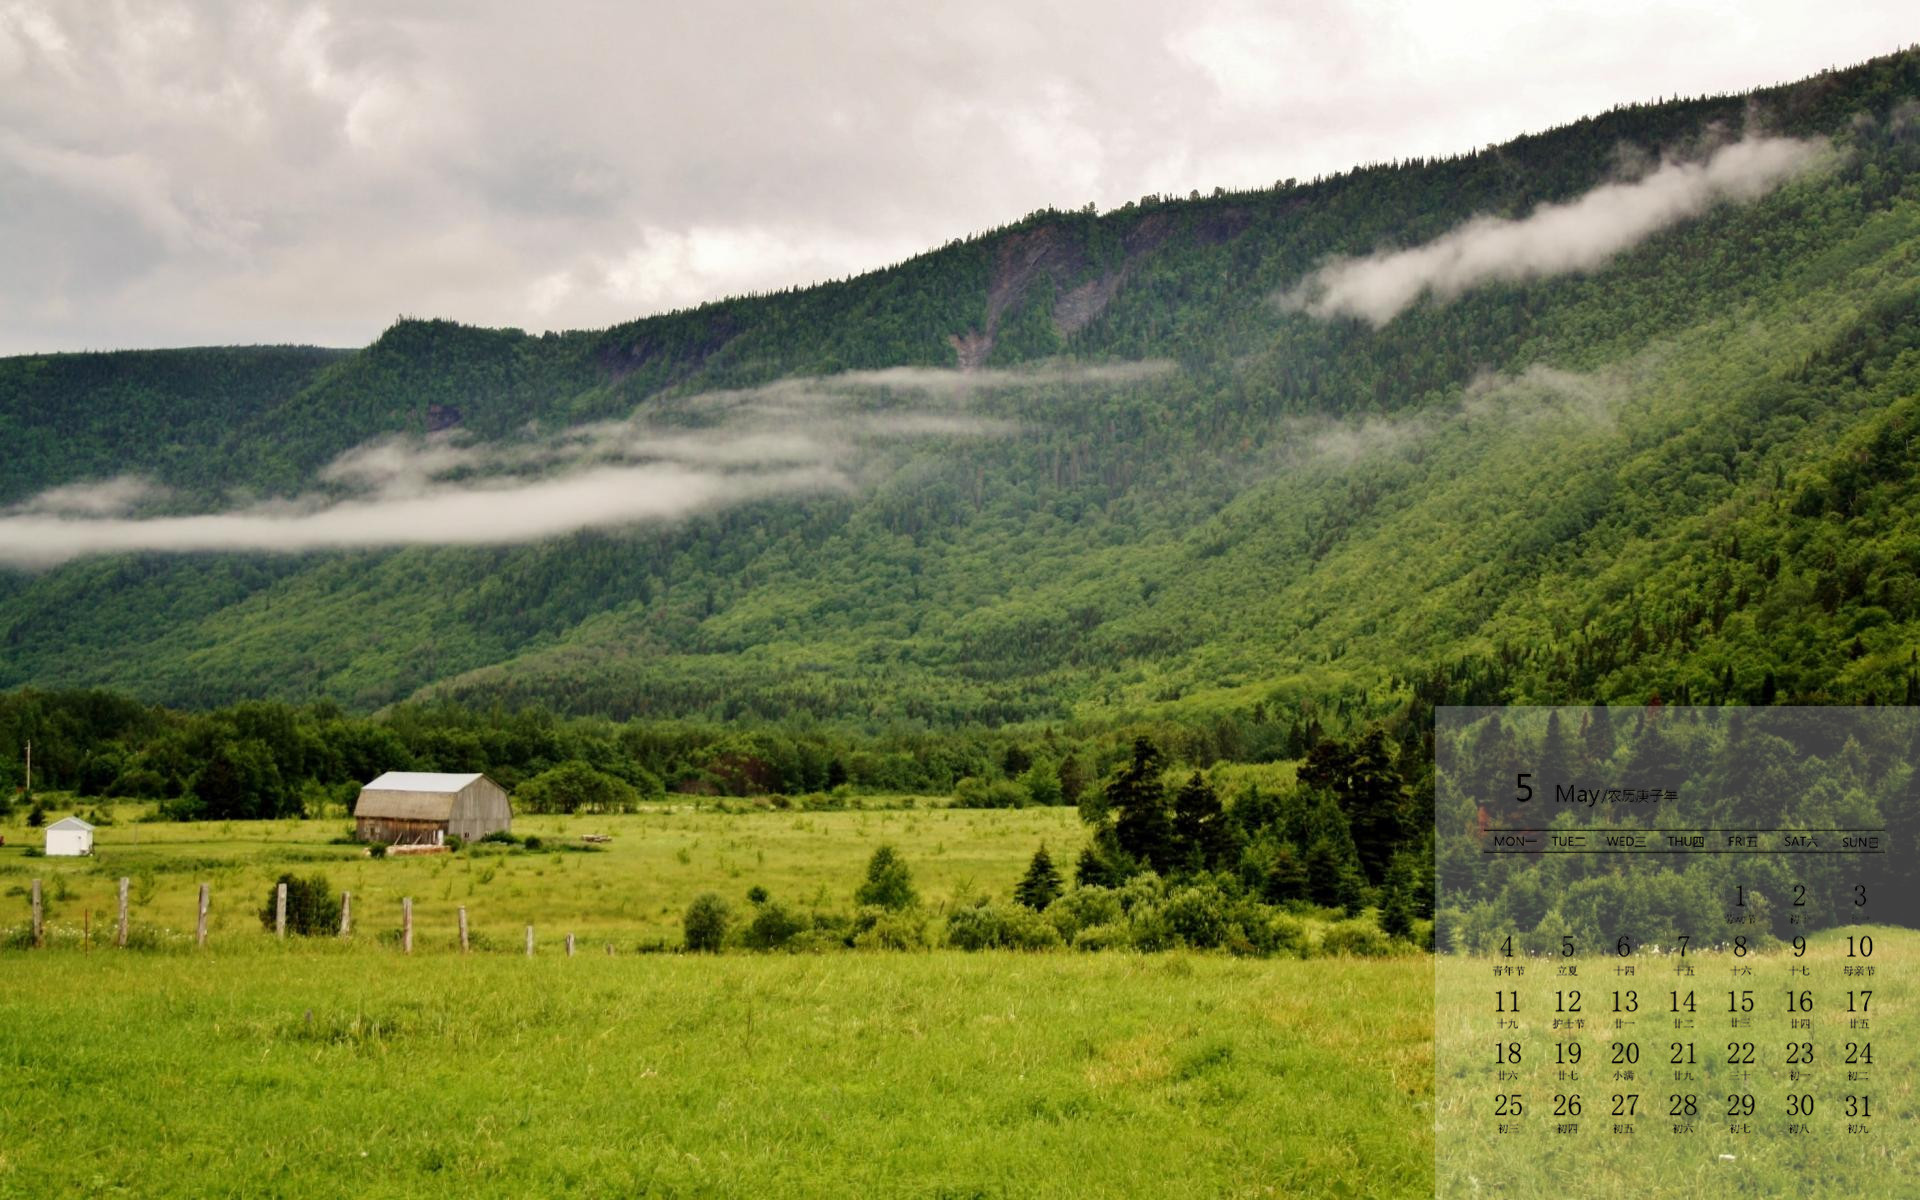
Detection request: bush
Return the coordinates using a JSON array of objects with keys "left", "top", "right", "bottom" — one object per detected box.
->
[
  {"left": 1072, "top": 923, "right": 1130, "bottom": 952},
  {"left": 943, "top": 903, "right": 1004, "bottom": 951},
  {"left": 258, "top": 873, "right": 339, "bottom": 936},
  {"left": 1162, "top": 883, "right": 1236, "bottom": 949},
  {"left": 740, "top": 900, "right": 807, "bottom": 951},
  {"left": 367, "top": 843, "right": 387, "bottom": 858},
  {"left": 851, "top": 905, "right": 924, "bottom": 950},
  {"left": 480, "top": 830, "right": 519, "bottom": 845},
  {"left": 683, "top": 893, "right": 730, "bottom": 952},
  {"left": 1260, "top": 912, "right": 1312, "bottom": 959},
  {"left": 784, "top": 928, "right": 843, "bottom": 954},
  {"left": 1000, "top": 906, "right": 1063, "bottom": 950},
  {"left": 1320, "top": 919, "right": 1394, "bottom": 958},
  {"left": 951, "top": 777, "right": 1028, "bottom": 809},
  {"left": 521, "top": 835, "right": 544, "bottom": 851},
  {"left": 1044, "top": 886, "right": 1122, "bottom": 942}
]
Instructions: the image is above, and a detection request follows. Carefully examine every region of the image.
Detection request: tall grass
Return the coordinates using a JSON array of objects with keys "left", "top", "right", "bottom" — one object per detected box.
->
[{"left": 0, "top": 949, "right": 1433, "bottom": 1197}]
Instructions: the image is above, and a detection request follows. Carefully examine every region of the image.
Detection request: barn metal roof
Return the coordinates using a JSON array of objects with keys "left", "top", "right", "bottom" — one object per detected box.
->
[
  {"left": 355, "top": 772, "right": 500, "bottom": 822},
  {"left": 362, "top": 772, "right": 486, "bottom": 793}
]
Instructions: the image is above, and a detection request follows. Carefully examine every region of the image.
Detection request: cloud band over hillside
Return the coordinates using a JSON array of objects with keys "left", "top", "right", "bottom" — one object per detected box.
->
[
  {"left": 0, "top": 361, "right": 1165, "bottom": 567},
  {"left": 1282, "top": 134, "right": 1831, "bottom": 325}
]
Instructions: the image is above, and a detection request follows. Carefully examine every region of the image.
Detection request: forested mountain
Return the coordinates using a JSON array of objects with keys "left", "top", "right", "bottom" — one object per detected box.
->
[{"left": 4, "top": 48, "right": 1920, "bottom": 735}]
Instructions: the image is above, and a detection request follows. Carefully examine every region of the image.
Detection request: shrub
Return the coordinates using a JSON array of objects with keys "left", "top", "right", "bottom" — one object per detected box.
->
[
  {"left": 852, "top": 906, "right": 924, "bottom": 950},
  {"left": 745, "top": 884, "right": 770, "bottom": 905},
  {"left": 1123, "top": 901, "right": 1175, "bottom": 952},
  {"left": 951, "top": 777, "right": 1028, "bottom": 809},
  {"left": 1260, "top": 912, "right": 1312, "bottom": 959},
  {"left": 1320, "top": 919, "right": 1394, "bottom": 957},
  {"left": 258, "top": 873, "right": 339, "bottom": 936},
  {"left": 1000, "top": 906, "right": 1063, "bottom": 950},
  {"left": 480, "top": 830, "right": 519, "bottom": 845},
  {"left": 943, "top": 903, "right": 1003, "bottom": 951},
  {"left": 444, "top": 834, "right": 465, "bottom": 853},
  {"left": 740, "top": 901, "right": 806, "bottom": 951},
  {"left": 367, "top": 843, "right": 387, "bottom": 858},
  {"left": 1071, "top": 923, "right": 1130, "bottom": 952},
  {"left": 1044, "top": 886, "right": 1123, "bottom": 942},
  {"left": 853, "top": 844, "right": 916, "bottom": 910},
  {"left": 683, "top": 893, "right": 730, "bottom": 952},
  {"left": 784, "top": 928, "right": 843, "bottom": 953},
  {"left": 521, "top": 835, "right": 544, "bottom": 851},
  {"left": 1162, "top": 883, "right": 1236, "bottom": 949}
]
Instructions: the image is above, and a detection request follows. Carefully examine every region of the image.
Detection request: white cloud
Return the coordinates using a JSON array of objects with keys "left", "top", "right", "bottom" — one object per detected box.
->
[
  {"left": 0, "top": 358, "right": 1161, "bottom": 566},
  {"left": 1284, "top": 134, "right": 1831, "bottom": 324}
]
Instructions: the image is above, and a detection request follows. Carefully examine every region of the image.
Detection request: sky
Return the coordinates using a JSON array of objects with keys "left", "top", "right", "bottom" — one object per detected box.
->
[{"left": 1, "top": 1, "right": 1914, "bottom": 355}]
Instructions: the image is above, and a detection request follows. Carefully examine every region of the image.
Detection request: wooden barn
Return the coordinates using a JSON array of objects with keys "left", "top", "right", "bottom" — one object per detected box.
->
[{"left": 353, "top": 772, "right": 511, "bottom": 846}]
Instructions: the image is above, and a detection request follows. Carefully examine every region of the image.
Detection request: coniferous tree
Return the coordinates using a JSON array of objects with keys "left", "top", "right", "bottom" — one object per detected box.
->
[
  {"left": 1014, "top": 844, "right": 1064, "bottom": 910},
  {"left": 1379, "top": 852, "right": 1418, "bottom": 940},
  {"left": 1263, "top": 842, "right": 1308, "bottom": 903},
  {"left": 1298, "top": 731, "right": 1406, "bottom": 886},
  {"left": 1075, "top": 844, "right": 1121, "bottom": 889},
  {"left": 1056, "top": 756, "right": 1086, "bottom": 808},
  {"left": 1108, "top": 737, "right": 1173, "bottom": 873},
  {"left": 1171, "top": 771, "right": 1231, "bottom": 873}
]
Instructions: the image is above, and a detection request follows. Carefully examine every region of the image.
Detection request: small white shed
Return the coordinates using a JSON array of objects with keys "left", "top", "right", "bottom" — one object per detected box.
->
[{"left": 45, "top": 816, "right": 95, "bottom": 857}]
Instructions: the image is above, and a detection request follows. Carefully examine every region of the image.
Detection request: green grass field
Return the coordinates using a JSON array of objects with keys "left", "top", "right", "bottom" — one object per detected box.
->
[
  {"left": 0, "top": 805, "right": 1435, "bottom": 1197},
  {"left": 1, "top": 803, "right": 1084, "bottom": 947},
  {"left": 0, "top": 949, "right": 1433, "bottom": 1198}
]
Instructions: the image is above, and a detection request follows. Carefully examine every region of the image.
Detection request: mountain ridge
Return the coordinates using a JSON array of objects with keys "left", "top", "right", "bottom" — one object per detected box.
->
[{"left": 4, "top": 48, "right": 1920, "bottom": 728}]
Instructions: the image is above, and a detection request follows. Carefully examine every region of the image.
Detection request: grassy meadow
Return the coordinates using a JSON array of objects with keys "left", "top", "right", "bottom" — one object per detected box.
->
[
  {"left": 1, "top": 801, "right": 1084, "bottom": 948},
  {"left": 0, "top": 802, "right": 1435, "bottom": 1198}
]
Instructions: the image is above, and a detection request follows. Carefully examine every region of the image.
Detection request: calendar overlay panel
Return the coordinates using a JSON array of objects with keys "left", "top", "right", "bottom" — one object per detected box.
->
[{"left": 1434, "top": 706, "right": 1916, "bottom": 1199}]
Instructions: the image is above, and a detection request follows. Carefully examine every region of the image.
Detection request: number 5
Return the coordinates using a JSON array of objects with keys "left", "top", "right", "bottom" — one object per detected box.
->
[{"left": 1517, "top": 773, "right": 1533, "bottom": 802}]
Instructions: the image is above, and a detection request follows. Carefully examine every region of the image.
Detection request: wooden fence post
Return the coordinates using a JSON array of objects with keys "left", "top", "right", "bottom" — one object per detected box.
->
[
  {"left": 524, "top": 924, "right": 534, "bottom": 958},
  {"left": 339, "top": 891, "right": 352, "bottom": 938},
  {"left": 117, "top": 877, "right": 129, "bottom": 948},
  {"left": 402, "top": 898, "right": 413, "bottom": 955},
  {"left": 566, "top": 932, "right": 575, "bottom": 957},
  {"left": 458, "top": 906, "right": 469, "bottom": 954},
  {"left": 605, "top": 942, "right": 614, "bottom": 956},
  {"left": 275, "top": 882, "right": 287, "bottom": 939},
  {"left": 30, "top": 879, "right": 42, "bottom": 948},
  {"left": 196, "top": 883, "right": 209, "bottom": 947}
]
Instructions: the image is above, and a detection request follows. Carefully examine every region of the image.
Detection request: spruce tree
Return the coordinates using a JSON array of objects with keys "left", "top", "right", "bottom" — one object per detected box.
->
[
  {"left": 1171, "top": 771, "right": 1231, "bottom": 873},
  {"left": 1109, "top": 737, "right": 1173, "bottom": 873},
  {"left": 1014, "top": 844, "right": 1064, "bottom": 910}
]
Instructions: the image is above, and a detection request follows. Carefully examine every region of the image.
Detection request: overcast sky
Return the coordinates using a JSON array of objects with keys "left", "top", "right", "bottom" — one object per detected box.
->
[{"left": 1, "top": 2, "right": 1913, "bottom": 355}]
